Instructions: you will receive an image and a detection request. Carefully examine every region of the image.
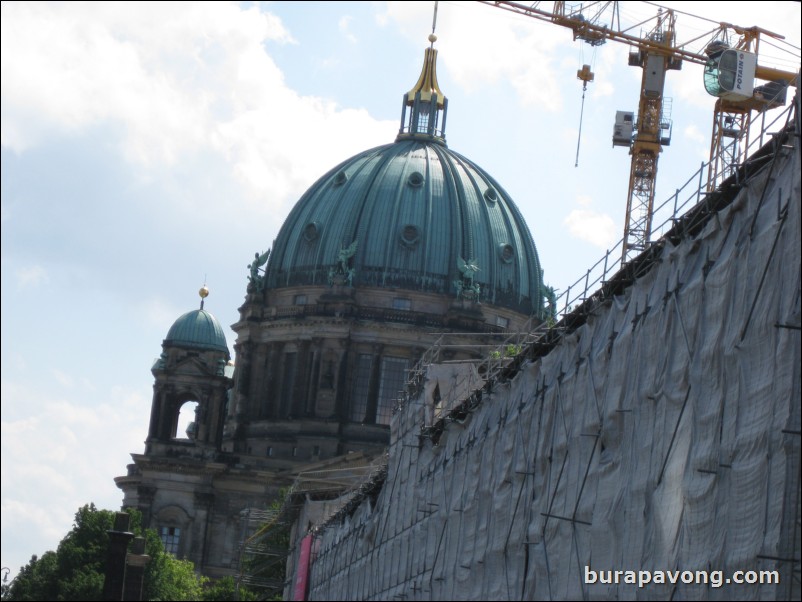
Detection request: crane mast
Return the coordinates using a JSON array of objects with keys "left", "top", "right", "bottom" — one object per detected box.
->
[{"left": 621, "top": 10, "right": 678, "bottom": 262}]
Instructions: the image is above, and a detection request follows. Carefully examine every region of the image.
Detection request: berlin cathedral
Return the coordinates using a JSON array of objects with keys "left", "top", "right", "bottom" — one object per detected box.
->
[{"left": 115, "top": 37, "right": 549, "bottom": 578}]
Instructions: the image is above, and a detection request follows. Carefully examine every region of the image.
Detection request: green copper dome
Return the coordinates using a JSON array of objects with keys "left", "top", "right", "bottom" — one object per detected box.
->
[
  {"left": 265, "top": 139, "right": 545, "bottom": 315},
  {"left": 164, "top": 309, "right": 230, "bottom": 356},
  {"left": 259, "top": 43, "right": 546, "bottom": 316}
]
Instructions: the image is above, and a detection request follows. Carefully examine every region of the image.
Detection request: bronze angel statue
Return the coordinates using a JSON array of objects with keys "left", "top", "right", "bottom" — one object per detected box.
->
[
  {"left": 455, "top": 257, "right": 481, "bottom": 300},
  {"left": 330, "top": 240, "right": 358, "bottom": 286},
  {"left": 248, "top": 249, "right": 270, "bottom": 291},
  {"left": 338, "top": 240, "right": 358, "bottom": 273}
]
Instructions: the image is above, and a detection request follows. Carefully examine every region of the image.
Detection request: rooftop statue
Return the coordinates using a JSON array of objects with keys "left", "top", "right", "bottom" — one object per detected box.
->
[
  {"left": 248, "top": 249, "right": 270, "bottom": 292},
  {"left": 329, "top": 240, "right": 358, "bottom": 286},
  {"left": 455, "top": 257, "right": 481, "bottom": 300}
]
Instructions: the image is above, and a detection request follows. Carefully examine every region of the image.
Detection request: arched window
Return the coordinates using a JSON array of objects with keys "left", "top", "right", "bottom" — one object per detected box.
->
[
  {"left": 160, "top": 526, "right": 181, "bottom": 555},
  {"left": 174, "top": 400, "right": 199, "bottom": 440},
  {"left": 154, "top": 505, "right": 190, "bottom": 558}
]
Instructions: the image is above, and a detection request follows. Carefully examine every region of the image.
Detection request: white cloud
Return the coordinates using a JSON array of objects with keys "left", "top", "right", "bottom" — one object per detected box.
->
[
  {"left": 15, "top": 265, "right": 48, "bottom": 289},
  {"left": 681, "top": 124, "right": 710, "bottom": 161},
  {"left": 339, "top": 16, "right": 358, "bottom": 44},
  {"left": 52, "top": 370, "right": 75, "bottom": 389},
  {"left": 593, "top": 80, "right": 615, "bottom": 99},
  {"left": 1, "top": 1, "right": 394, "bottom": 210},
  {"left": 563, "top": 209, "right": 617, "bottom": 249},
  {"left": 383, "top": 1, "right": 570, "bottom": 110},
  {"left": 683, "top": 124, "right": 706, "bottom": 144},
  {"left": 139, "top": 295, "right": 189, "bottom": 332},
  {"left": 1, "top": 379, "right": 150, "bottom": 575},
  {"left": 375, "top": 11, "right": 390, "bottom": 28}
]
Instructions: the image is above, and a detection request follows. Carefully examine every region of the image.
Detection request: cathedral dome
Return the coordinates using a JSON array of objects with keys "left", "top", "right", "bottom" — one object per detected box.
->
[
  {"left": 164, "top": 309, "right": 229, "bottom": 355},
  {"left": 264, "top": 46, "right": 545, "bottom": 316}
]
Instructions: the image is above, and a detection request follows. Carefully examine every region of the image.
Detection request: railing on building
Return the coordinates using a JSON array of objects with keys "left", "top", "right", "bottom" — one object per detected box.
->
[{"left": 401, "top": 89, "right": 798, "bottom": 426}]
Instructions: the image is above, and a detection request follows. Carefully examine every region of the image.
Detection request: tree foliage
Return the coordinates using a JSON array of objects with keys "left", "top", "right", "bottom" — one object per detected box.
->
[
  {"left": 202, "top": 576, "right": 256, "bottom": 602},
  {"left": 3, "top": 504, "right": 113, "bottom": 601},
  {"left": 1, "top": 503, "right": 252, "bottom": 601}
]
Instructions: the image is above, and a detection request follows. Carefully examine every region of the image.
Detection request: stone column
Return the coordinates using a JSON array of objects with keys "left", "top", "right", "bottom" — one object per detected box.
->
[
  {"left": 122, "top": 537, "right": 150, "bottom": 601},
  {"left": 102, "top": 512, "right": 134, "bottom": 601},
  {"left": 194, "top": 492, "right": 215, "bottom": 571}
]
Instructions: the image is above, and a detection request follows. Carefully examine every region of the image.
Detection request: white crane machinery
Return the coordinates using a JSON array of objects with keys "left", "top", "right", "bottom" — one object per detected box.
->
[{"left": 480, "top": 1, "right": 799, "bottom": 262}]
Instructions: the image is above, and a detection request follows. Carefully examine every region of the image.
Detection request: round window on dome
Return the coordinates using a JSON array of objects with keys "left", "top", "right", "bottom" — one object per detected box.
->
[
  {"left": 484, "top": 187, "right": 498, "bottom": 203},
  {"left": 407, "top": 172, "right": 425, "bottom": 188},
  {"left": 499, "top": 243, "right": 515, "bottom": 263},
  {"left": 333, "top": 171, "right": 348, "bottom": 186},
  {"left": 304, "top": 222, "right": 319, "bottom": 242},
  {"left": 400, "top": 224, "right": 420, "bottom": 247}
]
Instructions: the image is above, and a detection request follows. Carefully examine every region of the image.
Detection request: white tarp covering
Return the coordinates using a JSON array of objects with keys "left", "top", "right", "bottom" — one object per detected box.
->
[
  {"left": 303, "top": 138, "right": 801, "bottom": 600},
  {"left": 423, "top": 361, "right": 486, "bottom": 425}
]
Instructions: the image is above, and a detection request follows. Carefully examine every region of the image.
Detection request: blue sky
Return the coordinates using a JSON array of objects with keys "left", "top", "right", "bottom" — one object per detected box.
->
[{"left": 2, "top": 1, "right": 799, "bottom": 579}]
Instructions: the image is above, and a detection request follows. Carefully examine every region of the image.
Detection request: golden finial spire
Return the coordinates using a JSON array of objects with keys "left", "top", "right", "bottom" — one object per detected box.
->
[
  {"left": 405, "top": 48, "right": 445, "bottom": 109},
  {"left": 405, "top": 2, "right": 445, "bottom": 108},
  {"left": 397, "top": 2, "right": 449, "bottom": 142},
  {"left": 199, "top": 280, "right": 209, "bottom": 310}
]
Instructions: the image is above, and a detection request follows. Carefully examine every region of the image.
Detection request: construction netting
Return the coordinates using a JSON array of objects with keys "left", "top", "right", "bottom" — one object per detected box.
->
[{"left": 300, "top": 128, "right": 801, "bottom": 600}]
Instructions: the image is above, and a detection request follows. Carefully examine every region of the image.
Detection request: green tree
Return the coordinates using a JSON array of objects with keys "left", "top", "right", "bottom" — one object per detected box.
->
[
  {"left": 0, "top": 503, "right": 244, "bottom": 602},
  {"left": 201, "top": 576, "right": 256, "bottom": 601},
  {"left": 3, "top": 504, "right": 114, "bottom": 601},
  {"left": 141, "top": 529, "right": 203, "bottom": 601},
  {"left": 2, "top": 552, "right": 59, "bottom": 601}
]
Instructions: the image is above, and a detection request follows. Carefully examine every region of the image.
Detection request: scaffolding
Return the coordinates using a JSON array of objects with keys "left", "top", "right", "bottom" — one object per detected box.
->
[
  {"left": 304, "top": 81, "right": 801, "bottom": 602},
  {"left": 236, "top": 461, "right": 387, "bottom": 599}
]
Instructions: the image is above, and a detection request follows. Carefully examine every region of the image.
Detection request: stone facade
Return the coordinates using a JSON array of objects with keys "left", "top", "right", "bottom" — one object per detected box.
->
[{"left": 115, "top": 42, "right": 549, "bottom": 583}]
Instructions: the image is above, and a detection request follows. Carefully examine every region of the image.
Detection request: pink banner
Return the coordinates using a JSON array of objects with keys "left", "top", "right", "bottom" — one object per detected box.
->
[{"left": 292, "top": 534, "right": 314, "bottom": 601}]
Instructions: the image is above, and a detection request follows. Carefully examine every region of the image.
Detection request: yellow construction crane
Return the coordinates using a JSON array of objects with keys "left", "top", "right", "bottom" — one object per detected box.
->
[{"left": 479, "top": 1, "right": 799, "bottom": 263}]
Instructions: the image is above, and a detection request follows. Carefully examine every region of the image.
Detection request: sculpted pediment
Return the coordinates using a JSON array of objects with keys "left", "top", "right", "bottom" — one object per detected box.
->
[{"left": 173, "top": 356, "right": 213, "bottom": 377}]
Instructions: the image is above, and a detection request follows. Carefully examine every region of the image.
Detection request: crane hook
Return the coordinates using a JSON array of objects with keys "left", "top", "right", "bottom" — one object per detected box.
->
[{"left": 575, "top": 64, "right": 594, "bottom": 167}]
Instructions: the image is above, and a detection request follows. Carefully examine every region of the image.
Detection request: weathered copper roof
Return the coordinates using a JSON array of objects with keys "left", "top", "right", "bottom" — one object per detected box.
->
[
  {"left": 164, "top": 309, "right": 230, "bottom": 355},
  {"left": 265, "top": 139, "right": 545, "bottom": 316}
]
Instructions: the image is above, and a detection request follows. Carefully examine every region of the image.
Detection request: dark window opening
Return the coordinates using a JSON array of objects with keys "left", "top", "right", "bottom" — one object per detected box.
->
[
  {"left": 393, "top": 298, "right": 412, "bottom": 311},
  {"left": 350, "top": 354, "right": 373, "bottom": 422},
  {"left": 280, "top": 352, "right": 297, "bottom": 417},
  {"left": 376, "top": 357, "right": 409, "bottom": 425},
  {"left": 160, "top": 526, "right": 180, "bottom": 555}
]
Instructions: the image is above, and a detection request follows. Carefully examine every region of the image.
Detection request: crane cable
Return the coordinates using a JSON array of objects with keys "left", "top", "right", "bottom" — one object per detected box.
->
[
  {"left": 574, "top": 45, "right": 596, "bottom": 167},
  {"left": 575, "top": 81, "right": 588, "bottom": 168}
]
